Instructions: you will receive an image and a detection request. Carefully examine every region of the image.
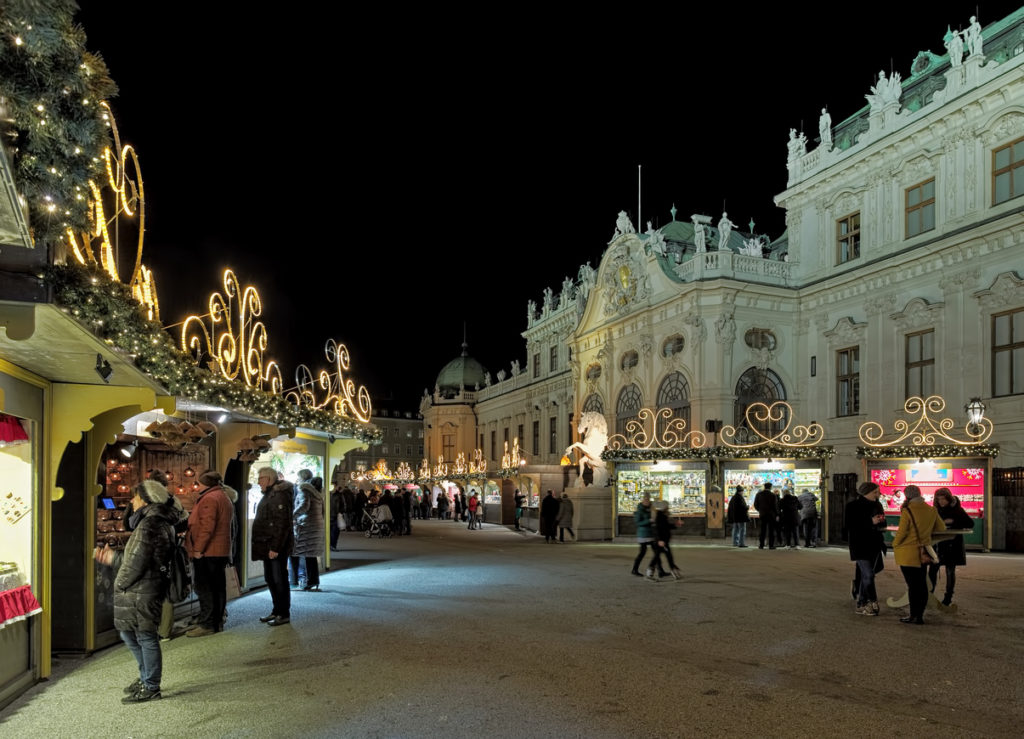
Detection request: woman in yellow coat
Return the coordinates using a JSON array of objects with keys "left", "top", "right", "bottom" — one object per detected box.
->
[{"left": 891, "top": 485, "right": 946, "bottom": 624}]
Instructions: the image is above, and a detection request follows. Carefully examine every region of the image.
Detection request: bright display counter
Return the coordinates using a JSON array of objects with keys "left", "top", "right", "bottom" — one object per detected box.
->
[
  {"left": 615, "top": 463, "right": 708, "bottom": 516},
  {"left": 868, "top": 458, "right": 986, "bottom": 547},
  {"left": 722, "top": 460, "right": 823, "bottom": 512}
]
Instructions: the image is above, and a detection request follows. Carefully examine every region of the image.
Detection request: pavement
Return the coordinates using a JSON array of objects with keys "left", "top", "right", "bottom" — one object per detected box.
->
[{"left": 1, "top": 521, "right": 1023, "bottom": 738}]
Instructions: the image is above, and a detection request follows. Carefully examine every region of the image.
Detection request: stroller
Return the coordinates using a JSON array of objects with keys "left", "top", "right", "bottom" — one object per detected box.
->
[{"left": 362, "top": 504, "right": 393, "bottom": 538}]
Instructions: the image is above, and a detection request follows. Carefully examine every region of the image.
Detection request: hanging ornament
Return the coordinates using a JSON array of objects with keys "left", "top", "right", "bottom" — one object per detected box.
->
[{"left": 183, "top": 466, "right": 195, "bottom": 478}]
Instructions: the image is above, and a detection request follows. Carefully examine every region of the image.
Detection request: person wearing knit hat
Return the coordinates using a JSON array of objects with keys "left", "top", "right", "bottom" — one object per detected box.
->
[
  {"left": 892, "top": 484, "right": 946, "bottom": 624},
  {"left": 844, "top": 482, "right": 886, "bottom": 616},
  {"left": 94, "top": 480, "right": 179, "bottom": 702},
  {"left": 184, "top": 469, "right": 236, "bottom": 637}
]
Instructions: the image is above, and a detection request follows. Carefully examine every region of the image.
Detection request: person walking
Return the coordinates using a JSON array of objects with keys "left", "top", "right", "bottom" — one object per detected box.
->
[
  {"left": 631, "top": 493, "right": 667, "bottom": 579},
  {"left": 291, "top": 471, "right": 325, "bottom": 591},
  {"left": 557, "top": 493, "right": 575, "bottom": 542},
  {"left": 540, "top": 489, "right": 559, "bottom": 543},
  {"left": 892, "top": 485, "right": 946, "bottom": 624},
  {"left": 844, "top": 481, "right": 887, "bottom": 616},
  {"left": 929, "top": 488, "right": 974, "bottom": 606},
  {"left": 514, "top": 489, "right": 525, "bottom": 530},
  {"left": 94, "top": 480, "right": 177, "bottom": 702},
  {"left": 467, "top": 492, "right": 480, "bottom": 530},
  {"left": 753, "top": 482, "right": 779, "bottom": 549},
  {"left": 183, "top": 470, "right": 235, "bottom": 637},
  {"left": 798, "top": 488, "right": 819, "bottom": 548},
  {"left": 780, "top": 487, "right": 802, "bottom": 549},
  {"left": 353, "top": 488, "right": 368, "bottom": 529},
  {"left": 726, "top": 485, "right": 749, "bottom": 547},
  {"left": 652, "top": 500, "right": 682, "bottom": 580},
  {"left": 329, "top": 484, "right": 343, "bottom": 550},
  {"left": 252, "top": 467, "right": 293, "bottom": 625}
]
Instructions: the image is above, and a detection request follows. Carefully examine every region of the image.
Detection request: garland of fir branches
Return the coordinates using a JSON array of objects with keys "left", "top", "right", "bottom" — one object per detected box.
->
[
  {"left": 857, "top": 444, "right": 998, "bottom": 459},
  {"left": 45, "top": 263, "right": 380, "bottom": 443},
  {"left": 602, "top": 444, "right": 836, "bottom": 462},
  {"left": 0, "top": 0, "right": 117, "bottom": 246}
]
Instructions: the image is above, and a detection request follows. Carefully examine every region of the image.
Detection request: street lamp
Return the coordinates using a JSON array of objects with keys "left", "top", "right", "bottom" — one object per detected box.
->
[{"left": 965, "top": 397, "right": 986, "bottom": 427}]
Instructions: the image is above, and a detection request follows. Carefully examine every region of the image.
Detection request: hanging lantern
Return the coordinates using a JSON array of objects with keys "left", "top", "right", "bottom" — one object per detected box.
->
[
  {"left": 183, "top": 466, "right": 195, "bottom": 478},
  {"left": 165, "top": 470, "right": 174, "bottom": 481}
]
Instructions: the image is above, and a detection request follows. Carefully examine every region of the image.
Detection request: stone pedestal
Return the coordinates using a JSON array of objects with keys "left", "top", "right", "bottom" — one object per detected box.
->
[{"left": 564, "top": 486, "right": 613, "bottom": 541}]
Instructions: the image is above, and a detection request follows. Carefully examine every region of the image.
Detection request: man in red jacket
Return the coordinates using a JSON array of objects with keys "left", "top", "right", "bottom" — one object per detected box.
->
[{"left": 184, "top": 470, "right": 236, "bottom": 636}]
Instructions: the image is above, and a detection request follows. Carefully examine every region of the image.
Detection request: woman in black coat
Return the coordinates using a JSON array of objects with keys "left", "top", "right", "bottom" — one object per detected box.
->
[
  {"left": 726, "top": 486, "right": 749, "bottom": 547},
  {"left": 94, "top": 480, "right": 177, "bottom": 702},
  {"left": 929, "top": 488, "right": 974, "bottom": 606},
  {"left": 540, "top": 490, "right": 559, "bottom": 543}
]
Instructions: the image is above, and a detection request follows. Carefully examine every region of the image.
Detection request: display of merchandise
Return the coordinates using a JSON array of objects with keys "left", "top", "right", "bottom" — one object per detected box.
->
[
  {"left": 723, "top": 467, "right": 823, "bottom": 509},
  {"left": 617, "top": 470, "right": 707, "bottom": 515},
  {"left": 0, "top": 563, "right": 41, "bottom": 630}
]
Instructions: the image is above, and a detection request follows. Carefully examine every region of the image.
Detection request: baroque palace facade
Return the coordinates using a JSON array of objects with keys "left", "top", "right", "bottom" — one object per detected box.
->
[{"left": 420, "top": 9, "right": 1024, "bottom": 547}]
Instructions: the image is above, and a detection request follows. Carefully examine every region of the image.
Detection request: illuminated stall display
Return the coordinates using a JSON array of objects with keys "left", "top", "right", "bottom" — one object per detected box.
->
[
  {"left": 0, "top": 413, "right": 41, "bottom": 631},
  {"left": 857, "top": 396, "right": 996, "bottom": 549}
]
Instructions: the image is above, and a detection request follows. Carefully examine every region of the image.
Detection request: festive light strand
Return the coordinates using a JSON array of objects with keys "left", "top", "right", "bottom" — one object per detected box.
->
[
  {"left": 285, "top": 339, "right": 372, "bottom": 423},
  {"left": 857, "top": 395, "right": 993, "bottom": 448},
  {"left": 720, "top": 401, "right": 824, "bottom": 449},
  {"left": 607, "top": 407, "right": 707, "bottom": 451}
]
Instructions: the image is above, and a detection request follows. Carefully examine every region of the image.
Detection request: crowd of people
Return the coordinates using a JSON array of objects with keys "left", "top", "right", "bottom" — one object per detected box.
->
[{"left": 724, "top": 481, "right": 821, "bottom": 550}]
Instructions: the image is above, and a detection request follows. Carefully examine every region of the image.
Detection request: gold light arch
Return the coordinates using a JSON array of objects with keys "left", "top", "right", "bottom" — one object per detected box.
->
[
  {"left": 607, "top": 407, "right": 707, "bottom": 450},
  {"left": 720, "top": 401, "right": 824, "bottom": 449},
  {"left": 858, "top": 395, "right": 993, "bottom": 447},
  {"left": 180, "top": 269, "right": 283, "bottom": 392},
  {"left": 67, "top": 103, "right": 159, "bottom": 320},
  {"left": 284, "top": 339, "right": 372, "bottom": 424}
]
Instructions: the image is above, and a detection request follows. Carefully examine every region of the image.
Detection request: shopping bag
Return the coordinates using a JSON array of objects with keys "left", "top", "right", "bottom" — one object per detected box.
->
[{"left": 225, "top": 565, "right": 241, "bottom": 600}]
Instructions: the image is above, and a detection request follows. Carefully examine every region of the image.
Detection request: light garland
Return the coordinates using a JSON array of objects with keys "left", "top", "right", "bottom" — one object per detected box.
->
[
  {"left": 857, "top": 444, "right": 999, "bottom": 459},
  {"left": 603, "top": 444, "right": 836, "bottom": 462},
  {"left": 284, "top": 340, "right": 372, "bottom": 423},
  {"left": 181, "top": 269, "right": 283, "bottom": 393},
  {"left": 720, "top": 401, "right": 824, "bottom": 449},
  {"left": 858, "top": 395, "right": 993, "bottom": 448},
  {"left": 607, "top": 407, "right": 707, "bottom": 451},
  {"left": 499, "top": 438, "right": 526, "bottom": 477}
]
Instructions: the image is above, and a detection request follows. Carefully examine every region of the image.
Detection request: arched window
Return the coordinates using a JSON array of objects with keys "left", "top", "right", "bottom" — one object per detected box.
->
[
  {"left": 744, "top": 329, "right": 777, "bottom": 351},
  {"left": 656, "top": 372, "right": 691, "bottom": 437},
  {"left": 582, "top": 393, "right": 604, "bottom": 414},
  {"left": 616, "top": 383, "right": 643, "bottom": 435},
  {"left": 585, "top": 363, "right": 602, "bottom": 382},
  {"left": 734, "top": 367, "right": 787, "bottom": 437}
]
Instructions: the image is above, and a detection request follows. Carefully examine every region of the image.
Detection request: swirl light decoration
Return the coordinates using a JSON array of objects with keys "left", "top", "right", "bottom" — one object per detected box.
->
[
  {"left": 453, "top": 452, "right": 468, "bottom": 476},
  {"left": 180, "top": 269, "right": 283, "bottom": 393},
  {"left": 858, "top": 395, "right": 993, "bottom": 448},
  {"left": 469, "top": 448, "right": 487, "bottom": 475},
  {"left": 394, "top": 462, "right": 414, "bottom": 481},
  {"left": 500, "top": 438, "right": 525, "bottom": 475},
  {"left": 720, "top": 401, "right": 824, "bottom": 449},
  {"left": 607, "top": 408, "right": 707, "bottom": 451},
  {"left": 418, "top": 458, "right": 430, "bottom": 481},
  {"left": 284, "top": 339, "right": 372, "bottom": 424},
  {"left": 432, "top": 455, "right": 449, "bottom": 479},
  {"left": 67, "top": 103, "right": 159, "bottom": 321}
]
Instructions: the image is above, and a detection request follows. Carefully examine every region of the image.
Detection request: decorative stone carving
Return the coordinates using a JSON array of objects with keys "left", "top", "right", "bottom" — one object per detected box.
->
[
  {"left": 645, "top": 221, "right": 667, "bottom": 257},
  {"left": 511, "top": 359, "right": 521, "bottom": 376},
  {"left": 610, "top": 210, "right": 635, "bottom": 242},
  {"left": 973, "top": 271, "right": 1024, "bottom": 309},
  {"left": 638, "top": 336, "right": 653, "bottom": 360},
  {"left": 683, "top": 314, "right": 707, "bottom": 345},
  {"left": 945, "top": 26, "right": 964, "bottom": 67},
  {"left": 691, "top": 214, "right": 710, "bottom": 253},
  {"left": 866, "top": 70, "right": 902, "bottom": 112},
  {"left": 982, "top": 113, "right": 1024, "bottom": 146},
  {"left": 601, "top": 240, "right": 651, "bottom": 317},
  {"left": 890, "top": 297, "right": 945, "bottom": 331},
  {"left": 940, "top": 268, "right": 981, "bottom": 296},
  {"left": 865, "top": 292, "right": 899, "bottom": 317},
  {"left": 496, "top": 369, "right": 506, "bottom": 382},
  {"left": 787, "top": 129, "right": 808, "bottom": 161},
  {"left": 542, "top": 287, "right": 554, "bottom": 314},
  {"left": 718, "top": 212, "right": 735, "bottom": 250},
  {"left": 714, "top": 311, "right": 736, "bottom": 345},
  {"left": 527, "top": 299, "right": 536, "bottom": 326},
  {"left": 965, "top": 15, "right": 983, "bottom": 57},
  {"left": 824, "top": 316, "right": 868, "bottom": 347},
  {"left": 560, "top": 276, "right": 573, "bottom": 309}
]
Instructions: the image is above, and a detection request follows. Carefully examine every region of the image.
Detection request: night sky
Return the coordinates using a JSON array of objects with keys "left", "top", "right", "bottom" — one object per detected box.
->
[{"left": 73, "top": 2, "right": 1022, "bottom": 409}]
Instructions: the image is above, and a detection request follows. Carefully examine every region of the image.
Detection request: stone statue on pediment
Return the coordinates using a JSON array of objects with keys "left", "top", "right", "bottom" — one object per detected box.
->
[
  {"left": 787, "top": 128, "right": 807, "bottom": 161},
  {"left": 691, "top": 215, "right": 709, "bottom": 253},
  {"left": 646, "top": 221, "right": 667, "bottom": 257},
  {"left": 945, "top": 27, "right": 964, "bottom": 67},
  {"left": 819, "top": 108, "right": 832, "bottom": 149},
  {"left": 718, "top": 212, "right": 735, "bottom": 251},
  {"left": 542, "top": 287, "right": 554, "bottom": 313},
  {"left": 610, "top": 210, "right": 635, "bottom": 241},
  {"left": 560, "top": 276, "right": 574, "bottom": 307},
  {"left": 527, "top": 299, "right": 536, "bottom": 324},
  {"left": 866, "top": 70, "right": 902, "bottom": 111},
  {"left": 965, "top": 15, "right": 983, "bottom": 57}
]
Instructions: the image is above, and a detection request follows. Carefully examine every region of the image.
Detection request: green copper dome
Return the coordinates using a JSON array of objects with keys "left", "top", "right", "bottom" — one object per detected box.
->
[{"left": 436, "top": 342, "right": 488, "bottom": 395}]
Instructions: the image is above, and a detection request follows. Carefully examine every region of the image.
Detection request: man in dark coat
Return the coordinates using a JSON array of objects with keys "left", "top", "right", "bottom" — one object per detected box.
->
[
  {"left": 726, "top": 485, "right": 749, "bottom": 547},
  {"left": 753, "top": 482, "right": 779, "bottom": 549},
  {"left": 540, "top": 489, "right": 559, "bottom": 543},
  {"left": 844, "top": 481, "right": 887, "bottom": 616},
  {"left": 252, "top": 467, "right": 294, "bottom": 625},
  {"left": 94, "top": 480, "right": 177, "bottom": 703},
  {"left": 330, "top": 484, "right": 343, "bottom": 550},
  {"left": 354, "top": 488, "right": 368, "bottom": 529}
]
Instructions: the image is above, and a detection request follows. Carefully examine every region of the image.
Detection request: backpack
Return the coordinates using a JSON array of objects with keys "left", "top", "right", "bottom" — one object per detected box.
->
[{"left": 161, "top": 525, "right": 193, "bottom": 604}]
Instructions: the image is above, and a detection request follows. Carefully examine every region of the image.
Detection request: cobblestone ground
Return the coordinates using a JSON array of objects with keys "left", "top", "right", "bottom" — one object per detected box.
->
[{"left": 2, "top": 520, "right": 1022, "bottom": 738}]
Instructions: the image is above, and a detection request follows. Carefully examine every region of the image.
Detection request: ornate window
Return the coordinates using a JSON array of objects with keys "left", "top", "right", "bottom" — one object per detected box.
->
[
  {"left": 532, "top": 420, "right": 539, "bottom": 456},
  {"left": 662, "top": 335, "right": 685, "bottom": 357},
  {"left": 734, "top": 368, "right": 787, "bottom": 433},
  {"left": 656, "top": 372, "right": 691, "bottom": 435},
  {"left": 836, "top": 347, "right": 860, "bottom": 416},
  {"left": 993, "top": 308, "right": 1024, "bottom": 396},
  {"left": 582, "top": 393, "right": 604, "bottom": 414},
  {"left": 586, "top": 364, "right": 602, "bottom": 382},
  {"left": 993, "top": 136, "right": 1024, "bottom": 205},
  {"left": 744, "top": 329, "right": 777, "bottom": 351},
  {"left": 549, "top": 345, "right": 558, "bottom": 372},
  {"left": 836, "top": 212, "right": 861, "bottom": 263},
  {"left": 620, "top": 351, "right": 639, "bottom": 371},
  {"left": 905, "top": 179, "right": 935, "bottom": 238},
  {"left": 905, "top": 330, "right": 935, "bottom": 399},
  {"left": 615, "top": 383, "right": 643, "bottom": 435},
  {"left": 532, "top": 353, "right": 540, "bottom": 378}
]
